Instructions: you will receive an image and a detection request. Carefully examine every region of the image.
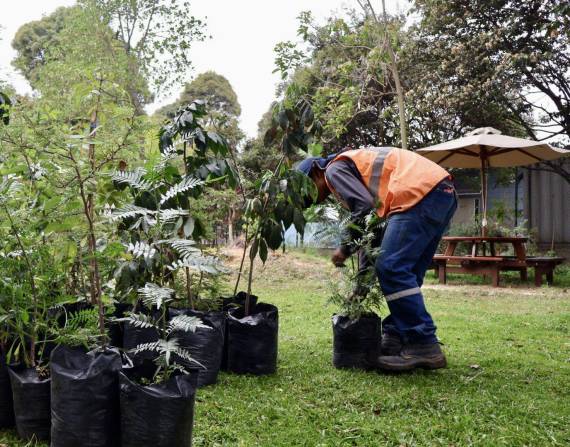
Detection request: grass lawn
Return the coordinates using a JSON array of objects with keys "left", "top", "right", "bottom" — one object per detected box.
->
[{"left": 2, "top": 249, "right": 569, "bottom": 446}]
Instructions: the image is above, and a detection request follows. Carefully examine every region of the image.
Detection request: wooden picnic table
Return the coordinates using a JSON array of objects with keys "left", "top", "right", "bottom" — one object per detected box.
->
[
  {"left": 433, "top": 236, "right": 565, "bottom": 286},
  {"left": 442, "top": 236, "right": 528, "bottom": 260},
  {"left": 434, "top": 236, "right": 529, "bottom": 287}
]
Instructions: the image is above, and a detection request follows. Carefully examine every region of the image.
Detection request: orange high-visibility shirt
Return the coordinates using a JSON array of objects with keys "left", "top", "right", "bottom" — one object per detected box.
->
[{"left": 325, "top": 147, "right": 450, "bottom": 218}]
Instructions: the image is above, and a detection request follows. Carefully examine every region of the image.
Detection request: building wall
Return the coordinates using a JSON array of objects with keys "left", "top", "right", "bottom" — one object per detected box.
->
[
  {"left": 451, "top": 194, "right": 479, "bottom": 227},
  {"left": 486, "top": 171, "right": 525, "bottom": 226},
  {"left": 524, "top": 162, "right": 570, "bottom": 257}
]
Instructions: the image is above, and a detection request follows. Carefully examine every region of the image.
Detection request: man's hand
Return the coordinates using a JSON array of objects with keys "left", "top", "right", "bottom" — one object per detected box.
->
[{"left": 331, "top": 248, "right": 348, "bottom": 267}]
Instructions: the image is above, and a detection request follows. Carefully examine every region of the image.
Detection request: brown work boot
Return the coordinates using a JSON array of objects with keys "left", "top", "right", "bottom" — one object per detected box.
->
[
  {"left": 377, "top": 343, "right": 447, "bottom": 372},
  {"left": 380, "top": 333, "right": 403, "bottom": 356}
]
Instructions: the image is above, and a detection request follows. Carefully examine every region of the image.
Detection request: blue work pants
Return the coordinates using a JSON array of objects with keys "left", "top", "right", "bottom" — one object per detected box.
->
[{"left": 377, "top": 179, "right": 457, "bottom": 345}]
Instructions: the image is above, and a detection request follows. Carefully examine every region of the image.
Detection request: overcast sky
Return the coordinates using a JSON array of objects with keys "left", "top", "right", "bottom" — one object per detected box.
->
[{"left": 0, "top": 0, "right": 407, "bottom": 137}]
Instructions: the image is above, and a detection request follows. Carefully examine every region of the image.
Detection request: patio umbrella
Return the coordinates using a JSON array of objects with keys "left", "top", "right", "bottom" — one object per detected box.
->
[{"left": 416, "top": 127, "right": 570, "bottom": 235}]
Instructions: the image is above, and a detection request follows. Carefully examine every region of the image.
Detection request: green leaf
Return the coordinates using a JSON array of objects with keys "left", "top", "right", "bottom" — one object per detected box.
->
[
  {"left": 43, "top": 196, "right": 62, "bottom": 212},
  {"left": 293, "top": 208, "right": 306, "bottom": 235},
  {"left": 259, "top": 238, "right": 268, "bottom": 264},
  {"left": 45, "top": 217, "right": 78, "bottom": 233},
  {"left": 283, "top": 204, "right": 295, "bottom": 229},
  {"left": 174, "top": 216, "right": 184, "bottom": 233},
  {"left": 278, "top": 110, "right": 289, "bottom": 131},
  {"left": 249, "top": 238, "right": 259, "bottom": 261},
  {"left": 102, "top": 242, "right": 125, "bottom": 258},
  {"left": 183, "top": 217, "right": 195, "bottom": 237},
  {"left": 308, "top": 143, "right": 324, "bottom": 157},
  {"left": 301, "top": 106, "right": 314, "bottom": 127},
  {"left": 265, "top": 223, "right": 283, "bottom": 250},
  {"left": 20, "top": 309, "right": 29, "bottom": 324},
  {"left": 264, "top": 126, "right": 278, "bottom": 147}
]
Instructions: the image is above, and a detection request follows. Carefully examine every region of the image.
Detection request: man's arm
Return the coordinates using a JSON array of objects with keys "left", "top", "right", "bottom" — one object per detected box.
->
[{"left": 325, "top": 159, "right": 375, "bottom": 259}]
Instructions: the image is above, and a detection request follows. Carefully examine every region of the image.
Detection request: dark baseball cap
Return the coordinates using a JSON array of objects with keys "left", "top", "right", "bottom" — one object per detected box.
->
[{"left": 295, "top": 153, "right": 338, "bottom": 176}]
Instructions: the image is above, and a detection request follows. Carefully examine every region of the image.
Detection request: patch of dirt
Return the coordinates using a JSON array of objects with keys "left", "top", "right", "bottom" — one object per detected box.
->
[
  {"left": 221, "top": 248, "right": 569, "bottom": 299},
  {"left": 222, "top": 247, "right": 332, "bottom": 288}
]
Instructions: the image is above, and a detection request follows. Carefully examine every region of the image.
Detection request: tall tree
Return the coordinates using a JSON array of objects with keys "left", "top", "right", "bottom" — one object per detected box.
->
[
  {"left": 273, "top": 10, "right": 408, "bottom": 151},
  {"left": 158, "top": 71, "right": 241, "bottom": 117},
  {"left": 12, "top": 0, "right": 208, "bottom": 112},
  {"left": 357, "top": 0, "right": 408, "bottom": 149},
  {"left": 94, "top": 0, "right": 208, "bottom": 97},
  {"left": 410, "top": 0, "right": 570, "bottom": 182},
  {"left": 156, "top": 71, "right": 244, "bottom": 146},
  {"left": 12, "top": 4, "right": 151, "bottom": 112},
  {"left": 12, "top": 7, "right": 78, "bottom": 86}
]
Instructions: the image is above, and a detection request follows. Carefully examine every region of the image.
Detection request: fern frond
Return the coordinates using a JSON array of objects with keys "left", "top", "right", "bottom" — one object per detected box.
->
[
  {"left": 130, "top": 341, "right": 162, "bottom": 356},
  {"left": 168, "top": 314, "right": 210, "bottom": 334},
  {"left": 53, "top": 307, "right": 100, "bottom": 349},
  {"left": 63, "top": 308, "right": 98, "bottom": 330},
  {"left": 168, "top": 255, "right": 229, "bottom": 275},
  {"left": 110, "top": 168, "right": 154, "bottom": 191},
  {"left": 159, "top": 208, "right": 189, "bottom": 222},
  {"left": 158, "top": 238, "right": 200, "bottom": 258},
  {"left": 115, "top": 313, "right": 154, "bottom": 329},
  {"left": 126, "top": 241, "right": 157, "bottom": 262},
  {"left": 138, "top": 283, "right": 175, "bottom": 309},
  {"left": 155, "top": 145, "right": 178, "bottom": 171},
  {"left": 159, "top": 176, "right": 204, "bottom": 205},
  {"left": 136, "top": 339, "right": 182, "bottom": 366},
  {"left": 172, "top": 346, "right": 206, "bottom": 369},
  {"left": 0, "top": 175, "right": 22, "bottom": 205},
  {"left": 108, "top": 204, "right": 156, "bottom": 222},
  {"left": 128, "top": 214, "right": 157, "bottom": 231}
]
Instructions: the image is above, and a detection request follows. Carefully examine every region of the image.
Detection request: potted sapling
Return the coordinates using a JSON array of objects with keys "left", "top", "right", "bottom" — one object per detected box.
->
[
  {"left": 110, "top": 100, "right": 235, "bottom": 386},
  {"left": 318, "top": 206, "right": 385, "bottom": 370},
  {"left": 0, "top": 178, "right": 16, "bottom": 431},
  {"left": 0, "top": 175, "right": 67, "bottom": 441},
  {"left": 117, "top": 283, "right": 207, "bottom": 447},
  {"left": 224, "top": 99, "right": 321, "bottom": 375},
  {"left": 226, "top": 164, "right": 317, "bottom": 375},
  {"left": 43, "top": 75, "right": 134, "bottom": 447}
]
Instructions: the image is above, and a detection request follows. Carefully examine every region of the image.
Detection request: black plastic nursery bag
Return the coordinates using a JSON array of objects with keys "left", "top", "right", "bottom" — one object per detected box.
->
[
  {"left": 227, "top": 303, "right": 278, "bottom": 375},
  {"left": 8, "top": 365, "right": 51, "bottom": 440},
  {"left": 108, "top": 302, "right": 133, "bottom": 349},
  {"left": 332, "top": 313, "right": 381, "bottom": 370},
  {"left": 221, "top": 291, "right": 258, "bottom": 311},
  {"left": 50, "top": 345, "right": 123, "bottom": 447},
  {"left": 170, "top": 309, "right": 225, "bottom": 387},
  {"left": 0, "top": 353, "right": 14, "bottom": 428},
  {"left": 119, "top": 370, "right": 198, "bottom": 447},
  {"left": 220, "top": 292, "right": 258, "bottom": 371}
]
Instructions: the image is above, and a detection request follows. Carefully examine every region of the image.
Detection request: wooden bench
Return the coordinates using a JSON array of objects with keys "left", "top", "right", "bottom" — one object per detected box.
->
[
  {"left": 433, "top": 255, "right": 506, "bottom": 287},
  {"left": 525, "top": 257, "right": 565, "bottom": 286},
  {"left": 433, "top": 255, "right": 565, "bottom": 287}
]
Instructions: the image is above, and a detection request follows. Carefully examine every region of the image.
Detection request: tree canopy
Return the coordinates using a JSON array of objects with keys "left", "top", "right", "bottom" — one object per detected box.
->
[
  {"left": 11, "top": 6, "right": 77, "bottom": 86},
  {"left": 158, "top": 71, "right": 241, "bottom": 119},
  {"left": 410, "top": 0, "right": 570, "bottom": 181}
]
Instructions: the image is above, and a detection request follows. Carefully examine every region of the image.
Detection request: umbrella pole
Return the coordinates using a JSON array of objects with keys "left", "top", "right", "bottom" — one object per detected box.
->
[{"left": 480, "top": 154, "right": 488, "bottom": 237}]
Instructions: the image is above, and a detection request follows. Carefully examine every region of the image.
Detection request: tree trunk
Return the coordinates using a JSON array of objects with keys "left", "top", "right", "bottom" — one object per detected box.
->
[
  {"left": 228, "top": 207, "right": 234, "bottom": 246},
  {"left": 363, "top": 0, "right": 408, "bottom": 149}
]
